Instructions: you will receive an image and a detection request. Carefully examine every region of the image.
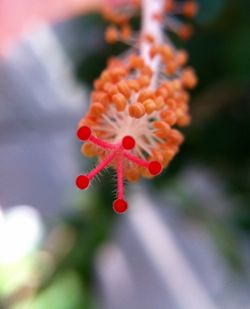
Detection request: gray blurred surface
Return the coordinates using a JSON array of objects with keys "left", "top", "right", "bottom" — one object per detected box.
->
[
  {"left": 96, "top": 186, "right": 250, "bottom": 309},
  {"left": 0, "top": 25, "right": 85, "bottom": 217}
]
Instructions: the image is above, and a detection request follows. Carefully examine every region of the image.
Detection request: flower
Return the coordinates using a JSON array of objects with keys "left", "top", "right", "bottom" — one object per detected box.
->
[{"left": 76, "top": 0, "right": 198, "bottom": 213}]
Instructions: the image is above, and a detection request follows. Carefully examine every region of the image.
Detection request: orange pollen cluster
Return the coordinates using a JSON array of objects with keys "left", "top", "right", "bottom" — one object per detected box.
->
[{"left": 105, "top": 0, "right": 198, "bottom": 45}]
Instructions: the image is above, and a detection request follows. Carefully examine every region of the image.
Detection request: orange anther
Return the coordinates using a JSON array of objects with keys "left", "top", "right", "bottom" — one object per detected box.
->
[
  {"left": 100, "top": 70, "right": 111, "bottom": 82},
  {"left": 103, "top": 83, "right": 118, "bottom": 96},
  {"left": 112, "top": 93, "right": 127, "bottom": 111},
  {"left": 129, "top": 55, "right": 145, "bottom": 69},
  {"left": 166, "top": 98, "right": 177, "bottom": 109},
  {"left": 172, "top": 80, "right": 182, "bottom": 91},
  {"left": 129, "top": 103, "right": 145, "bottom": 118},
  {"left": 153, "top": 121, "right": 171, "bottom": 139},
  {"left": 138, "top": 75, "right": 151, "bottom": 87},
  {"left": 117, "top": 81, "right": 131, "bottom": 99},
  {"left": 175, "top": 50, "right": 189, "bottom": 66},
  {"left": 141, "top": 66, "right": 153, "bottom": 77},
  {"left": 160, "top": 110, "right": 177, "bottom": 126},
  {"left": 138, "top": 89, "right": 154, "bottom": 102},
  {"left": 155, "top": 96, "right": 165, "bottom": 110},
  {"left": 151, "top": 149, "right": 164, "bottom": 163},
  {"left": 143, "top": 99, "right": 157, "bottom": 114},
  {"left": 107, "top": 57, "right": 123, "bottom": 67},
  {"left": 115, "top": 14, "right": 130, "bottom": 25},
  {"left": 181, "top": 68, "right": 198, "bottom": 88},
  {"left": 127, "top": 80, "right": 140, "bottom": 92},
  {"left": 150, "top": 44, "right": 161, "bottom": 58},
  {"left": 161, "top": 45, "right": 174, "bottom": 61},
  {"left": 183, "top": 1, "right": 198, "bottom": 18},
  {"left": 110, "top": 67, "right": 127, "bottom": 80},
  {"left": 177, "top": 91, "right": 190, "bottom": 102},
  {"left": 156, "top": 86, "right": 169, "bottom": 99},
  {"left": 166, "top": 61, "right": 178, "bottom": 75},
  {"left": 126, "top": 167, "right": 140, "bottom": 182},
  {"left": 178, "top": 25, "right": 193, "bottom": 40},
  {"left": 81, "top": 143, "right": 97, "bottom": 157},
  {"left": 177, "top": 114, "right": 191, "bottom": 126},
  {"left": 105, "top": 26, "right": 120, "bottom": 44},
  {"left": 94, "top": 79, "right": 104, "bottom": 90},
  {"left": 143, "top": 33, "right": 155, "bottom": 44},
  {"left": 165, "top": 0, "right": 175, "bottom": 12},
  {"left": 168, "top": 129, "right": 184, "bottom": 145},
  {"left": 121, "top": 24, "right": 132, "bottom": 41},
  {"left": 90, "top": 102, "right": 105, "bottom": 116},
  {"left": 162, "top": 147, "right": 176, "bottom": 164},
  {"left": 91, "top": 91, "right": 109, "bottom": 105}
]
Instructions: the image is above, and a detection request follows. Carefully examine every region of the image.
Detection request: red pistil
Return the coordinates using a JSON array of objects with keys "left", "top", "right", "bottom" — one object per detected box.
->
[
  {"left": 148, "top": 161, "right": 162, "bottom": 175},
  {"left": 122, "top": 136, "right": 136, "bottom": 150},
  {"left": 113, "top": 199, "right": 128, "bottom": 214},
  {"left": 76, "top": 126, "right": 162, "bottom": 213},
  {"left": 77, "top": 126, "right": 91, "bottom": 141},
  {"left": 76, "top": 175, "right": 90, "bottom": 190}
]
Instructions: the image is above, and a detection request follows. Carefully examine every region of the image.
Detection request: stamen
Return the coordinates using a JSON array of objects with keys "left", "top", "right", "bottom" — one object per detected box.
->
[{"left": 76, "top": 0, "right": 198, "bottom": 212}]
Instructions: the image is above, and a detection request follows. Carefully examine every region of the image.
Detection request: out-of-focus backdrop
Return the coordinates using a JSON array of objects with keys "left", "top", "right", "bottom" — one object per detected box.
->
[{"left": 0, "top": 0, "right": 250, "bottom": 308}]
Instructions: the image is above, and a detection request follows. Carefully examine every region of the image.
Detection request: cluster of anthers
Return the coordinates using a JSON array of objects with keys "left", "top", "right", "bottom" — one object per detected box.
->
[{"left": 76, "top": 0, "right": 198, "bottom": 214}]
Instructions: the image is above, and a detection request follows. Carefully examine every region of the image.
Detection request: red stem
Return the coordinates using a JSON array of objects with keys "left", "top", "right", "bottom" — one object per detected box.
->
[
  {"left": 124, "top": 151, "right": 149, "bottom": 168},
  {"left": 87, "top": 150, "right": 117, "bottom": 180},
  {"left": 89, "top": 135, "right": 119, "bottom": 150},
  {"left": 116, "top": 153, "right": 124, "bottom": 200}
]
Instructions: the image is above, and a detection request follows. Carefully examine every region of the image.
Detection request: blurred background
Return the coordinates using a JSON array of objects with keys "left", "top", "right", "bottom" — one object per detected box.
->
[{"left": 0, "top": 0, "right": 250, "bottom": 308}]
